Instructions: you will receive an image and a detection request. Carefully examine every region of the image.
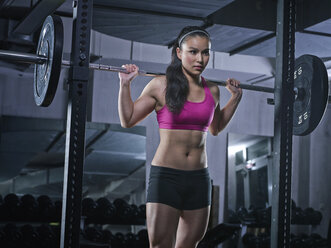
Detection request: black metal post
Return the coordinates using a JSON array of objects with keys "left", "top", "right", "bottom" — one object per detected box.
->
[
  {"left": 271, "top": 0, "right": 296, "bottom": 247},
  {"left": 60, "top": 0, "right": 93, "bottom": 247}
]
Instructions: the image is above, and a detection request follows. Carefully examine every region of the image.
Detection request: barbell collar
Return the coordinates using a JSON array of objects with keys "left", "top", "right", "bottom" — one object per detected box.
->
[{"left": 0, "top": 49, "right": 47, "bottom": 65}]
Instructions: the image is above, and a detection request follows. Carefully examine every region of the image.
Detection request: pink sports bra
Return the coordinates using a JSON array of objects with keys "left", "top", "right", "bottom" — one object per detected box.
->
[{"left": 156, "top": 77, "right": 215, "bottom": 132}]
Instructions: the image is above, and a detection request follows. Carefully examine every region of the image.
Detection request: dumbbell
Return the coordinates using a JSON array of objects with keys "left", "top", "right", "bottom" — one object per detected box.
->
[
  {"left": 20, "top": 224, "right": 40, "bottom": 248},
  {"left": 130, "top": 204, "right": 140, "bottom": 223},
  {"left": 101, "top": 229, "right": 115, "bottom": 245},
  {"left": 123, "top": 232, "right": 139, "bottom": 248},
  {"left": 136, "top": 229, "right": 149, "bottom": 247},
  {"left": 2, "top": 193, "right": 20, "bottom": 221},
  {"left": 83, "top": 227, "right": 104, "bottom": 243},
  {"left": 20, "top": 194, "right": 38, "bottom": 221},
  {"left": 0, "top": 226, "right": 5, "bottom": 245},
  {"left": 36, "top": 224, "right": 59, "bottom": 248},
  {"left": 113, "top": 232, "right": 125, "bottom": 248},
  {"left": 3, "top": 223, "right": 23, "bottom": 248},
  {"left": 96, "top": 197, "right": 117, "bottom": 224},
  {"left": 37, "top": 195, "right": 56, "bottom": 222},
  {"left": 82, "top": 197, "right": 98, "bottom": 220},
  {"left": 138, "top": 204, "right": 147, "bottom": 219},
  {"left": 113, "top": 198, "right": 134, "bottom": 224}
]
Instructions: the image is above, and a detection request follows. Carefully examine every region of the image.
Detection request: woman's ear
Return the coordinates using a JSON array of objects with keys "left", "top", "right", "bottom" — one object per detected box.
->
[{"left": 176, "top": 47, "right": 182, "bottom": 60}]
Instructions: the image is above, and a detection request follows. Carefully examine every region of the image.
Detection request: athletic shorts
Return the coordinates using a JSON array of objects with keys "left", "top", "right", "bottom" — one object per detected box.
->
[{"left": 146, "top": 165, "right": 212, "bottom": 210}]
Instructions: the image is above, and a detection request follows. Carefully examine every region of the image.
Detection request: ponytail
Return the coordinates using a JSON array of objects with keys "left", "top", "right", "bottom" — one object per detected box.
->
[{"left": 165, "top": 26, "right": 210, "bottom": 113}]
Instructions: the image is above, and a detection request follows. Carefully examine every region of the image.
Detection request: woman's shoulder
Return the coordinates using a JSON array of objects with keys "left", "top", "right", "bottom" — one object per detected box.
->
[
  {"left": 147, "top": 75, "right": 167, "bottom": 90},
  {"left": 204, "top": 79, "right": 220, "bottom": 94},
  {"left": 143, "top": 75, "right": 166, "bottom": 98}
]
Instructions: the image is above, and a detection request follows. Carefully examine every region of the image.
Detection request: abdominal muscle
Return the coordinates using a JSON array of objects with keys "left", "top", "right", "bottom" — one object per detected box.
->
[{"left": 151, "top": 128, "right": 208, "bottom": 170}]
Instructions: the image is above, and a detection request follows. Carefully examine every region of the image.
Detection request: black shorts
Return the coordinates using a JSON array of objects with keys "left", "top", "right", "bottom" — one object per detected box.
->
[{"left": 146, "top": 165, "right": 212, "bottom": 210}]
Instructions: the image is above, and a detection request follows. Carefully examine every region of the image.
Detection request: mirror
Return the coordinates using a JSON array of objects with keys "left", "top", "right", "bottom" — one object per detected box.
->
[
  {"left": 0, "top": 115, "right": 146, "bottom": 205},
  {"left": 227, "top": 133, "right": 273, "bottom": 213},
  {"left": 224, "top": 133, "right": 273, "bottom": 247}
]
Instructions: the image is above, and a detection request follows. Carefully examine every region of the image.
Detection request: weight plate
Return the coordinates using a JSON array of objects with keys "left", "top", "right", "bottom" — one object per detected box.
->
[
  {"left": 34, "top": 15, "right": 63, "bottom": 107},
  {"left": 293, "top": 54, "right": 329, "bottom": 136}
]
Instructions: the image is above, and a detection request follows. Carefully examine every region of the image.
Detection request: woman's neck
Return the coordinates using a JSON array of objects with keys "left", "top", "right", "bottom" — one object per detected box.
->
[{"left": 182, "top": 68, "right": 202, "bottom": 86}]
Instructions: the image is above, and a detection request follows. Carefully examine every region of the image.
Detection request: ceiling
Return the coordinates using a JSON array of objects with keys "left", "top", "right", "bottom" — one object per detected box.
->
[
  {"left": 1, "top": 0, "right": 331, "bottom": 58},
  {"left": 0, "top": 0, "right": 331, "bottom": 199}
]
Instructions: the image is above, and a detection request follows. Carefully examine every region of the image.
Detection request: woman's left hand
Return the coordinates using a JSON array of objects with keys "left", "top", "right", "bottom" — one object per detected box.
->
[{"left": 226, "top": 78, "right": 242, "bottom": 98}]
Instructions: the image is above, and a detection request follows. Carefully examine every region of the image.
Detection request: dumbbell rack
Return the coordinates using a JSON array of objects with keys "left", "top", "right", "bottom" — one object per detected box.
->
[
  {"left": 226, "top": 204, "right": 327, "bottom": 248},
  {"left": 0, "top": 193, "right": 148, "bottom": 248}
]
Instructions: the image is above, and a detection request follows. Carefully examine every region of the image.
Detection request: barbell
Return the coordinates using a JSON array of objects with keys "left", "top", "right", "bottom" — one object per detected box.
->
[{"left": 0, "top": 15, "right": 329, "bottom": 136}]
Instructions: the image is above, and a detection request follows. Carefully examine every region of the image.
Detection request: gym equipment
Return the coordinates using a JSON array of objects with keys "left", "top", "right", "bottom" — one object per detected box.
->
[
  {"left": 136, "top": 229, "right": 149, "bottom": 247},
  {"left": 292, "top": 55, "right": 329, "bottom": 135},
  {"left": 37, "top": 194, "right": 56, "bottom": 222},
  {"left": 20, "top": 224, "right": 40, "bottom": 248},
  {"left": 243, "top": 232, "right": 329, "bottom": 248},
  {"left": 138, "top": 204, "right": 146, "bottom": 219},
  {"left": 20, "top": 194, "right": 38, "bottom": 221},
  {"left": 2, "top": 193, "right": 20, "bottom": 221},
  {"left": 95, "top": 197, "right": 117, "bottom": 223},
  {"left": 83, "top": 227, "right": 104, "bottom": 243},
  {"left": 113, "top": 198, "right": 134, "bottom": 224},
  {"left": 0, "top": 15, "right": 329, "bottom": 136},
  {"left": 36, "top": 224, "right": 58, "bottom": 248},
  {"left": 34, "top": 15, "right": 63, "bottom": 107},
  {"left": 2, "top": 223, "right": 23, "bottom": 248},
  {"left": 100, "top": 229, "right": 114, "bottom": 245},
  {"left": 123, "top": 232, "right": 138, "bottom": 248},
  {"left": 82, "top": 197, "right": 98, "bottom": 220}
]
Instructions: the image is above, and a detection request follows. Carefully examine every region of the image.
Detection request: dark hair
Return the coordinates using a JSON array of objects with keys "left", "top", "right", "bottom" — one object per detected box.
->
[{"left": 165, "top": 26, "right": 210, "bottom": 113}]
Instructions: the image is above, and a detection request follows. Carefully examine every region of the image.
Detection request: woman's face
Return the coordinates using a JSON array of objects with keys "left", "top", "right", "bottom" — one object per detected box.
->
[{"left": 176, "top": 35, "right": 210, "bottom": 77}]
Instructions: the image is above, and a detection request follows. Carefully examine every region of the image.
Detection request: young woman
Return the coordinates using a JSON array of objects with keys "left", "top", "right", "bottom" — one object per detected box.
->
[{"left": 118, "top": 26, "right": 242, "bottom": 248}]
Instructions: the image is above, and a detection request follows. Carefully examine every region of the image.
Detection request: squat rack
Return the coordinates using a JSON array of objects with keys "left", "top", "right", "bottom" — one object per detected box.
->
[{"left": 59, "top": 1, "right": 305, "bottom": 248}]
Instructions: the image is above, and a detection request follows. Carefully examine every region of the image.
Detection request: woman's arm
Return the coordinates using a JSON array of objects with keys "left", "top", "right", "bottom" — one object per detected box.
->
[
  {"left": 209, "top": 78, "right": 242, "bottom": 136},
  {"left": 118, "top": 64, "right": 158, "bottom": 128}
]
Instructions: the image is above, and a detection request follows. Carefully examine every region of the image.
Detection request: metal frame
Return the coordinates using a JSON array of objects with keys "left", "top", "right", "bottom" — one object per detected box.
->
[
  {"left": 60, "top": 0, "right": 93, "bottom": 247},
  {"left": 228, "top": 32, "right": 276, "bottom": 55},
  {"left": 271, "top": 0, "right": 296, "bottom": 247}
]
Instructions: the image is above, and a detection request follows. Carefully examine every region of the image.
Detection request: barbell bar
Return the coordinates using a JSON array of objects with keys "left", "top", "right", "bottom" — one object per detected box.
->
[
  {"left": 0, "top": 15, "right": 329, "bottom": 136},
  {"left": 0, "top": 49, "right": 275, "bottom": 93}
]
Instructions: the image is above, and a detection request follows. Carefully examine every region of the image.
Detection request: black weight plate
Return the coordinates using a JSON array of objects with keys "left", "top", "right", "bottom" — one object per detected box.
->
[
  {"left": 293, "top": 54, "right": 329, "bottom": 136},
  {"left": 34, "top": 15, "right": 63, "bottom": 107}
]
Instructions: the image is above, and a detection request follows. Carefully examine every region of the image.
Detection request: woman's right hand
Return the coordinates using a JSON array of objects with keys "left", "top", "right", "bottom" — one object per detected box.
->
[{"left": 118, "top": 64, "right": 139, "bottom": 85}]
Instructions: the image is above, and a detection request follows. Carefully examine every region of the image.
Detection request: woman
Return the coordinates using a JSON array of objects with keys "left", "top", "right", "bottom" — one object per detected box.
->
[{"left": 118, "top": 26, "right": 242, "bottom": 248}]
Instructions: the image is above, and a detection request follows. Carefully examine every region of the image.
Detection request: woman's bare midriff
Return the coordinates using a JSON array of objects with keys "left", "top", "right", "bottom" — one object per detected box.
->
[{"left": 151, "top": 128, "right": 208, "bottom": 170}]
